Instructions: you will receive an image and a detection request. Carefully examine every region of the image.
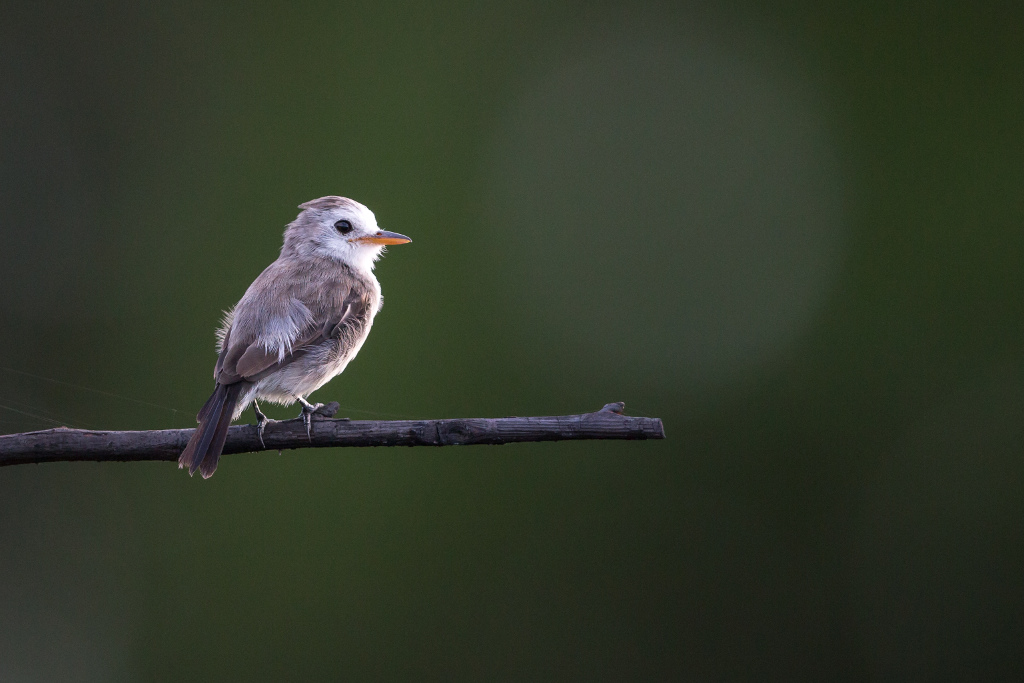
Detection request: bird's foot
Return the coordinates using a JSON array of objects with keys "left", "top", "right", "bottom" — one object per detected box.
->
[
  {"left": 297, "top": 397, "right": 324, "bottom": 441},
  {"left": 255, "top": 414, "right": 277, "bottom": 449},
  {"left": 252, "top": 401, "right": 276, "bottom": 449}
]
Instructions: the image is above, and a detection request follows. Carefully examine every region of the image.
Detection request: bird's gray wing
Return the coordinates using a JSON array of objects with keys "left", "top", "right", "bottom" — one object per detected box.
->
[{"left": 213, "top": 292, "right": 364, "bottom": 385}]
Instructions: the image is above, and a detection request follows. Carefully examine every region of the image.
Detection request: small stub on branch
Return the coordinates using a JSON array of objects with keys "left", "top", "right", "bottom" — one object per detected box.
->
[{"left": 314, "top": 402, "right": 341, "bottom": 418}]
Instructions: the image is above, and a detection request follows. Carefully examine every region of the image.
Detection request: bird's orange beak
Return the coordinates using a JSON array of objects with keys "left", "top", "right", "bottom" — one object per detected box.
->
[{"left": 351, "top": 230, "right": 412, "bottom": 245}]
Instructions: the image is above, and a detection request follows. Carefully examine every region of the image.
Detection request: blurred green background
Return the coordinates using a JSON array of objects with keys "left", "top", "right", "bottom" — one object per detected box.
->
[{"left": 2, "top": 1, "right": 1024, "bottom": 680}]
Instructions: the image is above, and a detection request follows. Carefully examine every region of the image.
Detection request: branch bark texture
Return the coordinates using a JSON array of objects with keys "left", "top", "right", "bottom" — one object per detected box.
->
[{"left": 0, "top": 402, "right": 665, "bottom": 467}]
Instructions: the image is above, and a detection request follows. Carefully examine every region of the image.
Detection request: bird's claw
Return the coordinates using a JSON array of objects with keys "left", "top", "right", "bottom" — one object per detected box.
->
[
  {"left": 298, "top": 398, "right": 324, "bottom": 441},
  {"left": 252, "top": 401, "right": 275, "bottom": 449},
  {"left": 255, "top": 415, "right": 276, "bottom": 449}
]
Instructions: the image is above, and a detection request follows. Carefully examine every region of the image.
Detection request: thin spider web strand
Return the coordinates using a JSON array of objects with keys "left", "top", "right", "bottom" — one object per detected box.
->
[
  {"left": 0, "top": 393, "right": 99, "bottom": 429},
  {"left": 0, "top": 368, "right": 418, "bottom": 422},
  {"left": 0, "top": 367, "right": 184, "bottom": 414},
  {"left": 0, "top": 401, "right": 88, "bottom": 429}
]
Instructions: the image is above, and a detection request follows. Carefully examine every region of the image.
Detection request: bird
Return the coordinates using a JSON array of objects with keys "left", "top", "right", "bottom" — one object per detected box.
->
[{"left": 178, "top": 196, "right": 411, "bottom": 478}]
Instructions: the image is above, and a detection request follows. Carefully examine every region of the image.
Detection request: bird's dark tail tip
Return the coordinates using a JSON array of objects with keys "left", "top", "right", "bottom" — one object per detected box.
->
[{"left": 179, "top": 383, "right": 243, "bottom": 479}]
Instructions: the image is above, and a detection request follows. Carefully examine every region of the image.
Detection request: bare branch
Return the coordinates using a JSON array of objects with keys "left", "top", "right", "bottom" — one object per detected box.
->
[{"left": 0, "top": 402, "right": 665, "bottom": 467}]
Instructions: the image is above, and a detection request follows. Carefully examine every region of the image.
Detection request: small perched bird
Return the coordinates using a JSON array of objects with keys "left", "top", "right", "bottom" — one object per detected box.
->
[{"left": 179, "top": 196, "right": 411, "bottom": 478}]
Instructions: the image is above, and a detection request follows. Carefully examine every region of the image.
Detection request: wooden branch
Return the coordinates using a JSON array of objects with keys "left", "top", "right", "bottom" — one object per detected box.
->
[{"left": 0, "top": 402, "right": 665, "bottom": 467}]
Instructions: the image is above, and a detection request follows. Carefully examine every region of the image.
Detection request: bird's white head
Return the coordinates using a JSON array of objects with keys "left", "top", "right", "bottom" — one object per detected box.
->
[{"left": 283, "top": 196, "right": 411, "bottom": 273}]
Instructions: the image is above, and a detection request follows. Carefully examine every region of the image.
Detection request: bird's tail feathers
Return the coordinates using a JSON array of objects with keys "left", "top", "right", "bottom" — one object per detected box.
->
[
  {"left": 179, "top": 383, "right": 243, "bottom": 479},
  {"left": 195, "top": 384, "right": 227, "bottom": 424}
]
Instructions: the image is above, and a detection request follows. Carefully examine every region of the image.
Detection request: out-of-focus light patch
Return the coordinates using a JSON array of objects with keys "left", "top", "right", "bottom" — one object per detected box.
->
[
  {"left": 0, "top": 472, "right": 134, "bottom": 682},
  {"left": 0, "top": 597, "right": 128, "bottom": 682},
  {"left": 850, "top": 370, "right": 1024, "bottom": 679},
  {"left": 0, "top": 33, "right": 96, "bottom": 321},
  {"left": 482, "top": 23, "right": 845, "bottom": 395}
]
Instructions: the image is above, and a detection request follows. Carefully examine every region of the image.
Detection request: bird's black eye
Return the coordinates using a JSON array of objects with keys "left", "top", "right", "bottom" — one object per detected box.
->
[{"left": 334, "top": 219, "right": 353, "bottom": 234}]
